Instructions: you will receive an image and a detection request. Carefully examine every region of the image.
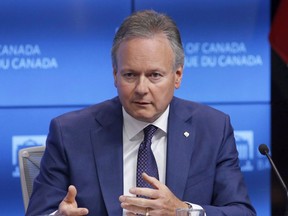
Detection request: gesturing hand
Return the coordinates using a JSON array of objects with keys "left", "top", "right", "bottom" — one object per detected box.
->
[
  {"left": 56, "top": 185, "right": 89, "bottom": 216},
  {"left": 119, "top": 173, "right": 187, "bottom": 215}
]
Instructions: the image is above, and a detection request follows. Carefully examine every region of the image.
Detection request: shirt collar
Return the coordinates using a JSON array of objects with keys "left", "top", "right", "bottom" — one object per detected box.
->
[{"left": 122, "top": 106, "right": 169, "bottom": 141}]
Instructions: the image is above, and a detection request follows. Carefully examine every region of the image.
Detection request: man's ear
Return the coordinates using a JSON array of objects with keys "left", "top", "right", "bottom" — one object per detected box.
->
[
  {"left": 113, "top": 68, "right": 118, "bottom": 88},
  {"left": 174, "top": 66, "right": 183, "bottom": 89}
]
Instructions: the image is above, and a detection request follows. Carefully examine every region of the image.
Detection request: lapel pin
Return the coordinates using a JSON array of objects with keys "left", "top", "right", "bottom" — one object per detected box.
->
[{"left": 184, "top": 131, "right": 189, "bottom": 137}]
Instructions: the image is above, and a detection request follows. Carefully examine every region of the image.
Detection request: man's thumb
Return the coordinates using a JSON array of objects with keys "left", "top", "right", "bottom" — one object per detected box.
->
[{"left": 64, "top": 185, "right": 77, "bottom": 203}]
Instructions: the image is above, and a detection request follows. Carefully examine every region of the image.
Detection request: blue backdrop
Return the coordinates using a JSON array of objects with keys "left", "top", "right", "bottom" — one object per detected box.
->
[{"left": 0, "top": 0, "right": 270, "bottom": 215}]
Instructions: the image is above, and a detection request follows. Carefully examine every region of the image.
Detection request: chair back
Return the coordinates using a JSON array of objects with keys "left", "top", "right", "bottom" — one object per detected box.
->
[{"left": 18, "top": 145, "right": 46, "bottom": 211}]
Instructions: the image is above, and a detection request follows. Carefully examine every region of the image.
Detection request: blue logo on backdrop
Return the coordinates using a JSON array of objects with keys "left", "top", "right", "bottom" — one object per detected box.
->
[
  {"left": 235, "top": 130, "right": 270, "bottom": 172},
  {"left": 235, "top": 131, "right": 254, "bottom": 172},
  {"left": 12, "top": 135, "right": 46, "bottom": 177}
]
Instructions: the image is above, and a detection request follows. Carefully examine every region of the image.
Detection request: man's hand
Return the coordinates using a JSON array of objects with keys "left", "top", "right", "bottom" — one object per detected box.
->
[
  {"left": 56, "top": 185, "right": 89, "bottom": 216},
  {"left": 119, "top": 173, "right": 187, "bottom": 215}
]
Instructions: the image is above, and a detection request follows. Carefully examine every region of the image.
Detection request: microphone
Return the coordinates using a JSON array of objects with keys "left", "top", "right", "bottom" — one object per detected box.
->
[{"left": 258, "top": 144, "right": 288, "bottom": 216}]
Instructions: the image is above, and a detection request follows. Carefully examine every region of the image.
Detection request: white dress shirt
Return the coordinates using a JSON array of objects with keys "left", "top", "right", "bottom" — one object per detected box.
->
[{"left": 122, "top": 106, "right": 169, "bottom": 197}]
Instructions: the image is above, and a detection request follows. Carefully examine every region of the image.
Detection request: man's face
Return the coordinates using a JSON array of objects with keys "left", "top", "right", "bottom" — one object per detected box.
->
[{"left": 113, "top": 34, "right": 183, "bottom": 123}]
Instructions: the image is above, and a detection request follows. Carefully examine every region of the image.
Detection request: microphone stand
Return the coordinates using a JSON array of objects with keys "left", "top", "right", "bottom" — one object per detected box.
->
[{"left": 264, "top": 150, "right": 288, "bottom": 216}]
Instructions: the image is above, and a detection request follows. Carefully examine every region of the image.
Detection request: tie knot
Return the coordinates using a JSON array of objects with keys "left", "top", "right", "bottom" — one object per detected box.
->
[{"left": 143, "top": 124, "right": 158, "bottom": 141}]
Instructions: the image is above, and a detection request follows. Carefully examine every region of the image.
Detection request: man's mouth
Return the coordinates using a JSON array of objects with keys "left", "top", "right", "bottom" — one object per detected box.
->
[{"left": 133, "top": 101, "right": 151, "bottom": 105}]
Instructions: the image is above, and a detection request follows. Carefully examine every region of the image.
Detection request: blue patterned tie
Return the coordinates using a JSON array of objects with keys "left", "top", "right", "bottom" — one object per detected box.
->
[{"left": 136, "top": 125, "right": 159, "bottom": 190}]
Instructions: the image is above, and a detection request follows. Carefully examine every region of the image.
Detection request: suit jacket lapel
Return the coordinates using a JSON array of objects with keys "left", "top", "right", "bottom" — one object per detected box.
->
[
  {"left": 90, "top": 98, "right": 123, "bottom": 215},
  {"left": 166, "top": 98, "right": 196, "bottom": 200}
]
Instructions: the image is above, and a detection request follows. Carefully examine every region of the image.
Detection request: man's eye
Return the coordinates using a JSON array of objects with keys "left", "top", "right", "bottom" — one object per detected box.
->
[
  {"left": 123, "top": 73, "right": 135, "bottom": 78},
  {"left": 150, "top": 72, "right": 162, "bottom": 79}
]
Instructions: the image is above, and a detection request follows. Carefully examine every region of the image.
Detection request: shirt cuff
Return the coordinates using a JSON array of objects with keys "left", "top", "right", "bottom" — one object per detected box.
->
[
  {"left": 49, "top": 210, "right": 58, "bottom": 215},
  {"left": 184, "top": 202, "right": 207, "bottom": 215}
]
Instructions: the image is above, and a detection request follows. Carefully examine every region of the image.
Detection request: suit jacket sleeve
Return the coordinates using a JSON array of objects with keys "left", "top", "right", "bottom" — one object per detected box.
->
[
  {"left": 201, "top": 115, "right": 256, "bottom": 215},
  {"left": 26, "top": 118, "right": 71, "bottom": 215},
  {"left": 203, "top": 116, "right": 255, "bottom": 216},
  {"left": 26, "top": 115, "right": 107, "bottom": 215},
  {"left": 26, "top": 100, "right": 118, "bottom": 216}
]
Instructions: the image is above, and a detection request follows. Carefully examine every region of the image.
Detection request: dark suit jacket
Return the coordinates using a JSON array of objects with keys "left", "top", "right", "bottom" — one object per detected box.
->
[{"left": 26, "top": 97, "right": 256, "bottom": 216}]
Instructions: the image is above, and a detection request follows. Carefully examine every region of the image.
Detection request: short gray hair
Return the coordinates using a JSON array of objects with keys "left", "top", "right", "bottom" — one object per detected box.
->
[{"left": 111, "top": 10, "right": 184, "bottom": 71}]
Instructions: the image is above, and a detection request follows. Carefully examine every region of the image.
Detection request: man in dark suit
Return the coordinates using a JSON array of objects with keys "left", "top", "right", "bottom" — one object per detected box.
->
[{"left": 27, "top": 10, "right": 256, "bottom": 216}]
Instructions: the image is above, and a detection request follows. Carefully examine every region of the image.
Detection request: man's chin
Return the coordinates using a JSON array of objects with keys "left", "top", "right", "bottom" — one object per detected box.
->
[{"left": 131, "top": 112, "right": 158, "bottom": 123}]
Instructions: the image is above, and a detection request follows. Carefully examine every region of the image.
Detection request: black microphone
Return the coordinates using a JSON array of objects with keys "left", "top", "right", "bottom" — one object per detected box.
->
[{"left": 258, "top": 144, "right": 288, "bottom": 216}]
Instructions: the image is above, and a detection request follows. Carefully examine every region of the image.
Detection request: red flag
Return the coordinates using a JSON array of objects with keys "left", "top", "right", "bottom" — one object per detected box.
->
[{"left": 269, "top": 0, "right": 288, "bottom": 64}]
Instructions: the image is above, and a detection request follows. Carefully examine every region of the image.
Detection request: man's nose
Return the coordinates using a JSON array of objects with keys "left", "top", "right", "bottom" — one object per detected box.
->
[{"left": 135, "top": 76, "right": 149, "bottom": 95}]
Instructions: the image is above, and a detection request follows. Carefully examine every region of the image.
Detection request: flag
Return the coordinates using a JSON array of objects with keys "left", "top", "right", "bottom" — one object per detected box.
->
[{"left": 269, "top": 0, "right": 288, "bottom": 64}]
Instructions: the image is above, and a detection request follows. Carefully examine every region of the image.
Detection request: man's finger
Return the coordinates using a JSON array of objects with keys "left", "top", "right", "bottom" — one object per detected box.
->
[
  {"left": 128, "top": 187, "right": 158, "bottom": 199},
  {"left": 63, "top": 185, "right": 77, "bottom": 203},
  {"left": 63, "top": 207, "right": 89, "bottom": 215},
  {"left": 119, "top": 195, "right": 154, "bottom": 215},
  {"left": 58, "top": 206, "right": 89, "bottom": 216},
  {"left": 142, "top": 173, "right": 162, "bottom": 189}
]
